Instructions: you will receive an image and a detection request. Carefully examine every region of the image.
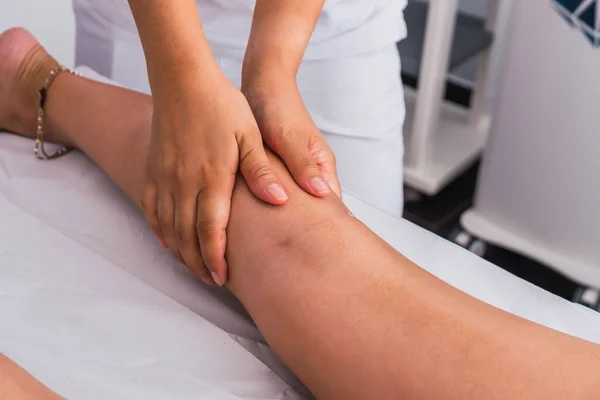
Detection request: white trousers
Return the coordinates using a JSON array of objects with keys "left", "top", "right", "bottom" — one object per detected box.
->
[{"left": 73, "top": 4, "right": 406, "bottom": 216}]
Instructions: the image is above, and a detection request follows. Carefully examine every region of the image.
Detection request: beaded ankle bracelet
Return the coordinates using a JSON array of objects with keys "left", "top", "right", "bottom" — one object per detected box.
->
[{"left": 35, "top": 65, "right": 80, "bottom": 160}]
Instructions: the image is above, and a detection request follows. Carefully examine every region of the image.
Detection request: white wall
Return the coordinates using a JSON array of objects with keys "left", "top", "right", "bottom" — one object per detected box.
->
[{"left": 0, "top": 0, "right": 76, "bottom": 66}]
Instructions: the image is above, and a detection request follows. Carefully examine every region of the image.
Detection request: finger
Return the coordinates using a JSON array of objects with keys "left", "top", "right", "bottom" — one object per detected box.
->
[
  {"left": 174, "top": 191, "right": 214, "bottom": 284},
  {"left": 237, "top": 130, "right": 288, "bottom": 205},
  {"left": 196, "top": 178, "right": 235, "bottom": 287},
  {"left": 158, "top": 190, "right": 183, "bottom": 264},
  {"left": 276, "top": 133, "right": 331, "bottom": 198},
  {"left": 141, "top": 181, "right": 167, "bottom": 248},
  {"left": 192, "top": 260, "right": 215, "bottom": 286},
  {"left": 310, "top": 137, "right": 342, "bottom": 198}
]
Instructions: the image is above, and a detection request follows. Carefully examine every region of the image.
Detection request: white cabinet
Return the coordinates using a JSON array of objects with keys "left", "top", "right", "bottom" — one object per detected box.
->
[{"left": 462, "top": 0, "right": 600, "bottom": 287}]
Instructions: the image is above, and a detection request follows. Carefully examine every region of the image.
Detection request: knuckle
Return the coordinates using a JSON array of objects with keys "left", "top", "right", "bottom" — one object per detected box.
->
[
  {"left": 174, "top": 225, "right": 191, "bottom": 244},
  {"left": 330, "top": 150, "right": 337, "bottom": 166},
  {"left": 162, "top": 158, "right": 176, "bottom": 176},
  {"left": 317, "top": 143, "right": 336, "bottom": 164},
  {"left": 175, "top": 163, "right": 188, "bottom": 183},
  {"left": 269, "top": 125, "right": 293, "bottom": 153},
  {"left": 140, "top": 198, "right": 157, "bottom": 217},
  {"left": 174, "top": 162, "right": 220, "bottom": 191},
  {"left": 279, "top": 126, "right": 296, "bottom": 140},
  {"left": 299, "top": 155, "right": 316, "bottom": 170},
  {"left": 307, "top": 134, "right": 320, "bottom": 149},
  {"left": 238, "top": 131, "right": 260, "bottom": 153},
  {"left": 247, "top": 160, "right": 272, "bottom": 181},
  {"left": 196, "top": 219, "right": 218, "bottom": 239},
  {"left": 243, "top": 125, "right": 262, "bottom": 140},
  {"left": 164, "top": 159, "right": 189, "bottom": 184},
  {"left": 159, "top": 216, "right": 174, "bottom": 234},
  {"left": 197, "top": 163, "right": 229, "bottom": 187}
]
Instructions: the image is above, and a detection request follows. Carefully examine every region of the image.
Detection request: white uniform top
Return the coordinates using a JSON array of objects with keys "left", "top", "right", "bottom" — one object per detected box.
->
[
  {"left": 73, "top": 0, "right": 407, "bottom": 60},
  {"left": 72, "top": 0, "right": 407, "bottom": 140}
]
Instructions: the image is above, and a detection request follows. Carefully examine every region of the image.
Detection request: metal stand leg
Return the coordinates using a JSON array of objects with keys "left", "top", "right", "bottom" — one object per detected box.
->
[
  {"left": 407, "top": 0, "right": 459, "bottom": 168},
  {"left": 469, "top": 0, "right": 502, "bottom": 129}
]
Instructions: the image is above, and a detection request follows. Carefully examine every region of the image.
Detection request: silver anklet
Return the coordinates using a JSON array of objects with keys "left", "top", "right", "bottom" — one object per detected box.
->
[{"left": 35, "top": 65, "right": 81, "bottom": 160}]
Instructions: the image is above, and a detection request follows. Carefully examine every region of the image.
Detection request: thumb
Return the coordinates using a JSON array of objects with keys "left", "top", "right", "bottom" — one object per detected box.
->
[
  {"left": 276, "top": 133, "right": 331, "bottom": 198},
  {"left": 310, "top": 137, "right": 342, "bottom": 198},
  {"left": 237, "top": 130, "right": 288, "bottom": 205}
]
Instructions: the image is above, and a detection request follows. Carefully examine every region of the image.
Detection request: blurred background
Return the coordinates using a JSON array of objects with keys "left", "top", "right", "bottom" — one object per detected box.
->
[{"left": 0, "top": 0, "right": 75, "bottom": 65}]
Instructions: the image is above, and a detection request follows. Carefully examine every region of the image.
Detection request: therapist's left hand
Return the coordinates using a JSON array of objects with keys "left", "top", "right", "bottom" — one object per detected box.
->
[{"left": 242, "top": 79, "right": 342, "bottom": 198}]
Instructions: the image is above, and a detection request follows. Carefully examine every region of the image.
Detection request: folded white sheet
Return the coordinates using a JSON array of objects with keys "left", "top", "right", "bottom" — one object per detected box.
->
[
  {"left": 0, "top": 135, "right": 308, "bottom": 399},
  {"left": 1, "top": 124, "right": 599, "bottom": 398}
]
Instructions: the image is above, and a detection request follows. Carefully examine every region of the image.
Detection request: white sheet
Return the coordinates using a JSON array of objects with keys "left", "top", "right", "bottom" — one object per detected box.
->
[{"left": 1, "top": 131, "right": 600, "bottom": 399}]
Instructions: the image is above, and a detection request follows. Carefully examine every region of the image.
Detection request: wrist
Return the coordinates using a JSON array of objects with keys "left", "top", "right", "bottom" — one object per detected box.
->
[
  {"left": 242, "top": 76, "right": 299, "bottom": 115},
  {"left": 241, "top": 50, "right": 299, "bottom": 91},
  {"left": 242, "top": 64, "right": 297, "bottom": 98},
  {"left": 150, "top": 60, "right": 223, "bottom": 100}
]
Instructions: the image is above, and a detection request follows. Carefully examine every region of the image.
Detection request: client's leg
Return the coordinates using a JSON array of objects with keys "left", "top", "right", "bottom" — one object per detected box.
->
[
  {"left": 2, "top": 29, "right": 599, "bottom": 400},
  {"left": 227, "top": 176, "right": 600, "bottom": 399},
  {"left": 0, "top": 354, "right": 62, "bottom": 399}
]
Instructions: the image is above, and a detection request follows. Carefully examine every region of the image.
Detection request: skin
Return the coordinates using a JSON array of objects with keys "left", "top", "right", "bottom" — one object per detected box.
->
[
  {"left": 126, "top": 0, "right": 339, "bottom": 286},
  {"left": 1, "top": 29, "right": 600, "bottom": 400},
  {"left": 0, "top": 355, "right": 63, "bottom": 400},
  {"left": 242, "top": 0, "right": 340, "bottom": 211}
]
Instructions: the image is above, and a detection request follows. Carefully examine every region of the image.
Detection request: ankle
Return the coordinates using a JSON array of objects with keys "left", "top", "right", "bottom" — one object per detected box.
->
[
  {"left": 18, "top": 47, "right": 75, "bottom": 147},
  {"left": 17, "top": 44, "right": 59, "bottom": 101}
]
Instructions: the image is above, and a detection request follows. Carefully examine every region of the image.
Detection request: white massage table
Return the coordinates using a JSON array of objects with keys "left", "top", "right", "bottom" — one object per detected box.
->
[{"left": 2, "top": 103, "right": 600, "bottom": 398}]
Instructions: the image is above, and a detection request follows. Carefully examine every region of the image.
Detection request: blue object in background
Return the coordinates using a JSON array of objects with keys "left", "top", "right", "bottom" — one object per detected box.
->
[{"left": 552, "top": 0, "right": 600, "bottom": 46}]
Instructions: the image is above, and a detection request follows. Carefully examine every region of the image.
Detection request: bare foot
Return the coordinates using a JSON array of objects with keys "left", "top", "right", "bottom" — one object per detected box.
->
[{"left": 0, "top": 28, "right": 59, "bottom": 138}]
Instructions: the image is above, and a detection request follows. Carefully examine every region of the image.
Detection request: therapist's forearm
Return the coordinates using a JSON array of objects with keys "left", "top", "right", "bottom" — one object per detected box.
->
[
  {"left": 127, "top": 0, "right": 219, "bottom": 93},
  {"left": 242, "top": 0, "right": 324, "bottom": 87}
]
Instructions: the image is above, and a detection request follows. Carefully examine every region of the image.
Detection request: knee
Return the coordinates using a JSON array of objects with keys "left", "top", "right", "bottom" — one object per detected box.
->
[{"left": 225, "top": 152, "right": 348, "bottom": 289}]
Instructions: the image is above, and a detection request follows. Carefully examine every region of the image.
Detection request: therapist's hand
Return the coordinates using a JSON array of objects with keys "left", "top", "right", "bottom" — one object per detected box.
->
[
  {"left": 143, "top": 71, "right": 288, "bottom": 286},
  {"left": 243, "top": 79, "right": 342, "bottom": 198}
]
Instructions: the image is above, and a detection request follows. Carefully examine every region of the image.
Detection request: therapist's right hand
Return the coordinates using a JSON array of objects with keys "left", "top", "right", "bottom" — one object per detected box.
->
[{"left": 142, "top": 71, "right": 288, "bottom": 286}]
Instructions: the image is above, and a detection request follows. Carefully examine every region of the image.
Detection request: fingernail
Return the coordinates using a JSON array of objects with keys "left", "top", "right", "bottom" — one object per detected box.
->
[
  {"left": 211, "top": 271, "right": 224, "bottom": 286},
  {"left": 159, "top": 238, "right": 168, "bottom": 250},
  {"left": 201, "top": 276, "right": 214, "bottom": 286},
  {"left": 266, "top": 183, "right": 288, "bottom": 202},
  {"left": 309, "top": 177, "right": 330, "bottom": 195},
  {"left": 188, "top": 267, "right": 211, "bottom": 283}
]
